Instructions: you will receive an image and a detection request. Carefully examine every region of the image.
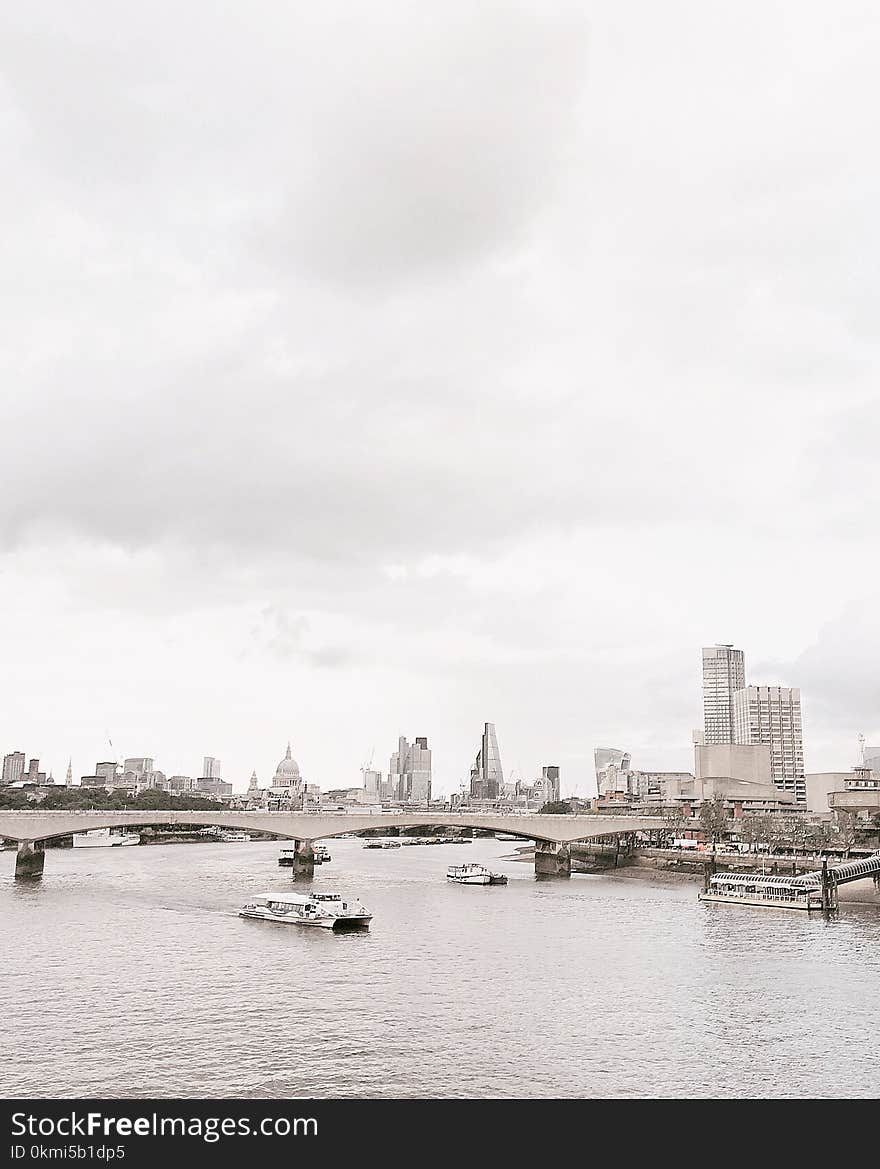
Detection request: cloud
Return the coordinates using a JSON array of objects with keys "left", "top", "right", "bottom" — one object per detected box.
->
[{"left": 1, "top": 2, "right": 879, "bottom": 785}]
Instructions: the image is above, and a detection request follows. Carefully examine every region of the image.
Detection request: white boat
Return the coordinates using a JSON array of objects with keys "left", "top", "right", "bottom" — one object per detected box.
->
[
  {"left": 278, "top": 843, "right": 330, "bottom": 866},
  {"left": 698, "top": 872, "right": 822, "bottom": 912},
  {"left": 495, "top": 832, "right": 524, "bottom": 842},
  {"left": 217, "top": 830, "right": 251, "bottom": 842},
  {"left": 239, "top": 891, "right": 372, "bottom": 929},
  {"left": 447, "top": 862, "right": 508, "bottom": 886},
  {"left": 72, "top": 828, "right": 140, "bottom": 848}
]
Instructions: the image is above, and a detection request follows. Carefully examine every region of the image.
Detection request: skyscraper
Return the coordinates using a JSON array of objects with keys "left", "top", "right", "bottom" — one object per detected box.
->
[
  {"left": 469, "top": 722, "right": 503, "bottom": 800},
  {"left": 389, "top": 736, "right": 432, "bottom": 802},
  {"left": 203, "top": 756, "right": 222, "bottom": 778},
  {"left": 702, "top": 644, "right": 746, "bottom": 744},
  {"left": 734, "top": 685, "right": 806, "bottom": 804},
  {"left": 541, "top": 765, "right": 561, "bottom": 804}
]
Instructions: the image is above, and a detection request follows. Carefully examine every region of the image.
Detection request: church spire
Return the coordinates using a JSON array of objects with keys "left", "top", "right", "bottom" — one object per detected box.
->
[
  {"left": 66, "top": 758, "right": 73, "bottom": 785},
  {"left": 286, "top": 742, "right": 292, "bottom": 759}
]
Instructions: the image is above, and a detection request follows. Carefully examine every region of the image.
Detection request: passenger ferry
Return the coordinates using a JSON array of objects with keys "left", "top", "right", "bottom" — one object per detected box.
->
[
  {"left": 362, "top": 839, "right": 401, "bottom": 849},
  {"left": 447, "top": 862, "right": 508, "bottom": 886},
  {"left": 72, "top": 828, "right": 140, "bottom": 848},
  {"left": 698, "top": 872, "right": 822, "bottom": 912},
  {"left": 239, "top": 891, "right": 372, "bottom": 929},
  {"left": 217, "top": 830, "right": 251, "bottom": 842}
]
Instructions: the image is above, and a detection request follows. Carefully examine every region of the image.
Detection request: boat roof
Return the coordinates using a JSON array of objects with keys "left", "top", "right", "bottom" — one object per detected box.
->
[
  {"left": 709, "top": 873, "right": 813, "bottom": 889},
  {"left": 254, "top": 891, "right": 343, "bottom": 903}
]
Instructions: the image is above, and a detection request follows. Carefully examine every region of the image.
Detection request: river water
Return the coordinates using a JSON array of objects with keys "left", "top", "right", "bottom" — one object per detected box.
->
[{"left": 2, "top": 836, "right": 879, "bottom": 1098}]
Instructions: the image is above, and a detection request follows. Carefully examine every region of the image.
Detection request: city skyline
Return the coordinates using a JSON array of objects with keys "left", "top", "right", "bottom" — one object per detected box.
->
[{"left": 1, "top": 658, "right": 873, "bottom": 799}]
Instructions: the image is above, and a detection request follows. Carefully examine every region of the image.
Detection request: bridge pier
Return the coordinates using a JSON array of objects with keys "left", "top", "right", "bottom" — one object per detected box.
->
[
  {"left": 292, "top": 840, "right": 315, "bottom": 882},
  {"left": 534, "top": 841, "right": 571, "bottom": 877},
  {"left": 15, "top": 841, "right": 45, "bottom": 879}
]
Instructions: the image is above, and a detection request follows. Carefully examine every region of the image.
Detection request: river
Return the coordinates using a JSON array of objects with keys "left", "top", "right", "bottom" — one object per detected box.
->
[{"left": 2, "top": 836, "right": 879, "bottom": 1098}]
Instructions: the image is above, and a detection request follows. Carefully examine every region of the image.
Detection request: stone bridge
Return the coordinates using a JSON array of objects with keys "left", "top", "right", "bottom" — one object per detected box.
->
[{"left": 0, "top": 809, "right": 668, "bottom": 879}]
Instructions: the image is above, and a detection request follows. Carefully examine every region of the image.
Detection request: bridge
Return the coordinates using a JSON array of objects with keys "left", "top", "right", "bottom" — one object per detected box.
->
[{"left": 0, "top": 809, "right": 667, "bottom": 879}]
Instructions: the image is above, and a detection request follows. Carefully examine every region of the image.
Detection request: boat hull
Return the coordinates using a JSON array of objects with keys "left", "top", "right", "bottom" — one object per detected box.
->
[
  {"left": 698, "top": 891, "right": 817, "bottom": 911},
  {"left": 447, "top": 873, "right": 492, "bottom": 885},
  {"left": 72, "top": 833, "right": 140, "bottom": 848}
]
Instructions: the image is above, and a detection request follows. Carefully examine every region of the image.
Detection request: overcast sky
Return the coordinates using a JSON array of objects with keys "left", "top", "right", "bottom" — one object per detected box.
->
[{"left": 1, "top": 2, "right": 879, "bottom": 795}]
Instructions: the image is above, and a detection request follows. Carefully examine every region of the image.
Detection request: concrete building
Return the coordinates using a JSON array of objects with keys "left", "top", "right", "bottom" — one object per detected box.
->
[
  {"left": 389, "top": 736, "right": 432, "bottom": 803},
  {"left": 734, "top": 685, "right": 806, "bottom": 804},
  {"left": 695, "top": 742, "right": 772, "bottom": 786},
  {"left": 469, "top": 723, "right": 503, "bottom": 801},
  {"left": 702, "top": 644, "right": 745, "bottom": 744},
  {"left": 660, "top": 772, "right": 795, "bottom": 815},
  {"left": 202, "top": 756, "right": 222, "bottom": 778},
  {"left": 805, "top": 772, "right": 850, "bottom": 815},
  {"left": 2, "top": 751, "right": 26, "bottom": 785}
]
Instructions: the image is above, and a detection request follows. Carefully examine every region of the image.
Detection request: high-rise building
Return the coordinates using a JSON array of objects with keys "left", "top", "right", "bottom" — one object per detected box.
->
[
  {"left": 361, "top": 768, "right": 383, "bottom": 801},
  {"left": 734, "top": 685, "right": 806, "bottom": 804},
  {"left": 2, "top": 751, "right": 26, "bottom": 785},
  {"left": 389, "top": 736, "right": 432, "bottom": 803},
  {"left": 702, "top": 644, "right": 746, "bottom": 744},
  {"left": 203, "top": 756, "right": 222, "bottom": 778},
  {"left": 26, "top": 758, "right": 40, "bottom": 783},
  {"left": 594, "top": 747, "right": 632, "bottom": 796},
  {"left": 469, "top": 723, "right": 503, "bottom": 800},
  {"left": 541, "top": 765, "right": 561, "bottom": 803}
]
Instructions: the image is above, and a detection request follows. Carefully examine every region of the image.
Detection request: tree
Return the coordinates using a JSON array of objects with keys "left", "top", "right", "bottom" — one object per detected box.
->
[
  {"left": 831, "top": 810, "right": 858, "bottom": 853},
  {"left": 698, "top": 796, "right": 729, "bottom": 844},
  {"left": 538, "top": 800, "right": 573, "bottom": 815},
  {"left": 662, "top": 805, "right": 691, "bottom": 844}
]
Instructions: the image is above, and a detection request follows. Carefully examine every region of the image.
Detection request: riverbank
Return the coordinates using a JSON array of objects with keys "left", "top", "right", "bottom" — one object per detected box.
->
[{"left": 508, "top": 844, "right": 880, "bottom": 905}]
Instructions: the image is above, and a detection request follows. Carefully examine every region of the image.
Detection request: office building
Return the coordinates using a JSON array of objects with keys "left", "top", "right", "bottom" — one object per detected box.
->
[
  {"left": 361, "top": 768, "right": 383, "bottom": 801},
  {"left": 594, "top": 747, "right": 633, "bottom": 797},
  {"left": 734, "top": 685, "right": 806, "bottom": 804},
  {"left": 2, "top": 751, "right": 26, "bottom": 785},
  {"left": 469, "top": 723, "right": 503, "bottom": 800},
  {"left": 702, "top": 644, "right": 745, "bottom": 744},
  {"left": 202, "top": 756, "right": 222, "bottom": 778},
  {"left": 389, "top": 736, "right": 432, "bottom": 803}
]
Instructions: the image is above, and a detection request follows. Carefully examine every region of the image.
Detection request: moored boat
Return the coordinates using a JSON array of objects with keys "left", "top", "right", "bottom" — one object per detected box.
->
[
  {"left": 447, "top": 862, "right": 508, "bottom": 886},
  {"left": 698, "top": 872, "right": 821, "bottom": 911},
  {"left": 72, "top": 828, "right": 140, "bottom": 848},
  {"left": 239, "top": 891, "right": 372, "bottom": 929}
]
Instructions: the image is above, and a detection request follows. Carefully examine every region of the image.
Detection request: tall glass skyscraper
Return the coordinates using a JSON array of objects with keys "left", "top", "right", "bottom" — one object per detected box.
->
[
  {"left": 469, "top": 722, "right": 504, "bottom": 800},
  {"left": 702, "top": 644, "right": 746, "bottom": 744}
]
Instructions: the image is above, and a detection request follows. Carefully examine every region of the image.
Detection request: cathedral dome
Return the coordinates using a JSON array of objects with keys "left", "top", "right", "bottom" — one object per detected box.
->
[{"left": 273, "top": 743, "right": 301, "bottom": 782}]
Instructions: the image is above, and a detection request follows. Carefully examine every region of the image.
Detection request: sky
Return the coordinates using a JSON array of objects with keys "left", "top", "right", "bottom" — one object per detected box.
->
[{"left": 1, "top": 2, "right": 879, "bottom": 796}]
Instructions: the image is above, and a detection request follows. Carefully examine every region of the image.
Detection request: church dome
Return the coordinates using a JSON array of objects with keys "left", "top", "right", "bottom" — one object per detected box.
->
[{"left": 274, "top": 743, "right": 301, "bottom": 781}]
